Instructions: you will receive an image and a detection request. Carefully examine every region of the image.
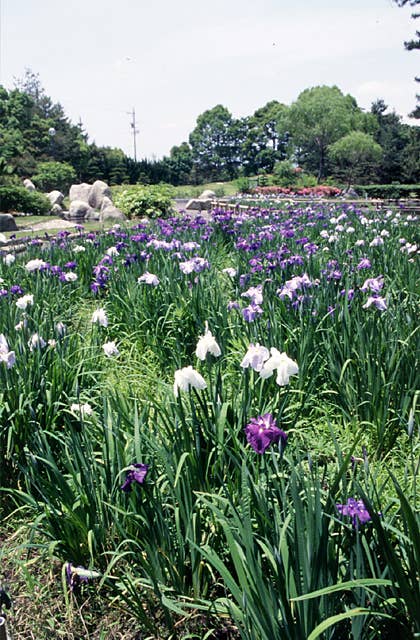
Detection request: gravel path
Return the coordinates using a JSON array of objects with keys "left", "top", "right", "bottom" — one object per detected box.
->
[{"left": 20, "top": 219, "right": 79, "bottom": 231}]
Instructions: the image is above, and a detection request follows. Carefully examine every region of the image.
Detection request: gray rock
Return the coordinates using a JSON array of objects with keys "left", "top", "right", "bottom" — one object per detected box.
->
[
  {"left": 68, "top": 200, "right": 95, "bottom": 219},
  {"left": 69, "top": 183, "right": 91, "bottom": 203},
  {"left": 185, "top": 198, "right": 213, "bottom": 211},
  {"left": 199, "top": 189, "right": 216, "bottom": 199},
  {"left": 85, "top": 209, "right": 100, "bottom": 221},
  {"left": 342, "top": 187, "right": 359, "bottom": 199},
  {"left": 100, "top": 197, "right": 127, "bottom": 222},
  {"left": 0, "top": 214, "right": 18, "bottom": 231},
  {"left": 51, "top": 203, "right": 63, "bottom": 215},
  {"left": 88, "top": 180, "right": 112, "bottom": 209},
  {"left": 47, "top": 190, "right": 64, "bottom": 206},
  {"left": 23, "top": 179, "right": 36, "bottom": 191}
]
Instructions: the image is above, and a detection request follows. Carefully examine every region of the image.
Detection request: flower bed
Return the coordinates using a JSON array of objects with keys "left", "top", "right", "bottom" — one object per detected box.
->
[
  {"left": 0, "top": 202, "right": 418, "bottom": 638},
  {"left": 250, "top": 184, "right": 342, "bottom": 197}
]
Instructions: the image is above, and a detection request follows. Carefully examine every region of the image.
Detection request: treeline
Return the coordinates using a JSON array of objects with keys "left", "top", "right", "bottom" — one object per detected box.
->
[{"left": 0, "top": 70, "right": 419, "bottom": 189}]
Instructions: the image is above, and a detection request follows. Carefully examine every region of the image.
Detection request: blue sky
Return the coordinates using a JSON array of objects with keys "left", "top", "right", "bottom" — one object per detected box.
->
[{"left": 0, "top": 0, "right": 418, "bottom": 158}]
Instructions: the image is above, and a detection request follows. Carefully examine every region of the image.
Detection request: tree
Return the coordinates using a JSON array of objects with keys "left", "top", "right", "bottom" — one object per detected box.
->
[
  {"left": 400, "top": 125, "right": 420, "bottom": 181},
  {"left": 166, "top": 142, "right": 193, "bottom": 185},
  {"left": 241, "top": 101, "right": 289, "bottom": 174},
  {"left": 370, "top": 99, "right": 411, "bottom": 182},
  {"left": 287, "top": 86, "right": 364, "bottom": 182},
  {"left": 393, "top": 0, "right": 420, "bottom": 117},
  {"left": 329, "top": 132, "right": 383, "bottom": 187},
  {"left": 189, "top": 105, "right": 241, "bottom": 181}
]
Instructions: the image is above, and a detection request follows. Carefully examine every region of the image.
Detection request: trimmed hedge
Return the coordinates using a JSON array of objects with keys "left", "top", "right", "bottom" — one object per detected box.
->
[
  {"left": 354, "top": 184, "right": 420, "bottom": 199},
  {"left": 0, "top": 186, "right": 51, "bottom": 215}
]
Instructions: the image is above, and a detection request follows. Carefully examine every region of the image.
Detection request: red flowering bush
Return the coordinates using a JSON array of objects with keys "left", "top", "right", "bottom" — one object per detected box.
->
[{"left": 250, "top": 185, "right": 341, "bottom": 197}]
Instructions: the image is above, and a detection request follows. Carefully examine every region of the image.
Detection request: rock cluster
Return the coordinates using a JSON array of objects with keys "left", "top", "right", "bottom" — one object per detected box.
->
[
  {"left": 23, "top": 178, "right": 126, "bottom": 222},
  {"left": 67, "top": 180, "right": 126, "bottom": 222},
  {"left": 185, "top": 190, "right": 216, "bottom": 212}
]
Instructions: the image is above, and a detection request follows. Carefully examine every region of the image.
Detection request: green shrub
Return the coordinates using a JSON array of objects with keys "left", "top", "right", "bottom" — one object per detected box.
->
[
  {"left": 0, "top": 186, "right": 50, "bottom": 214},
  {"left": 297, "top": 172, "right": 318, "bottom": 188},
  {"left": 272, "top": 160, "right": 298, "bottom": 186},
  {"left": 354, "top": 184, "right": 420, "bottom": 199},
  {"left": 32, "top": 161, "right": 77, "bottom": 194},
  {"left": 114, "top": 184, "right": 174, "bottom": 219},
  {"left": 257, "top": 170, "right": 269, "bottom": 187},
  {"left": 236, "top": 177, "right": 251, "bottom": 193}
]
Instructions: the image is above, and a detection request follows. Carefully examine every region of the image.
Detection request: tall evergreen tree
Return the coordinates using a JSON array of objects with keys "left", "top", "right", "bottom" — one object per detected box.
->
[{"left": 393, "top": 0, "right": 420, "bottom": 117}]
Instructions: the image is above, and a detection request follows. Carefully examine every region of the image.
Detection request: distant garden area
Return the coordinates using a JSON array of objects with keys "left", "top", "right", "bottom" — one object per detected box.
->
[{"left": 0, "top": 70, "right": 418, "bottom": 195}]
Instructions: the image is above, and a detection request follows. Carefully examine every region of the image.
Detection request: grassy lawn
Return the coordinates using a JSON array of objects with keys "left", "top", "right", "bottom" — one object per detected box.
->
[{"left": 1, "top": 216, "right": 138, "bottom": 241}]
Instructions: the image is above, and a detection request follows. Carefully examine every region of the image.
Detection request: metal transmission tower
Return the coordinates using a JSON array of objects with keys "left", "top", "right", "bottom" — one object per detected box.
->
[{"left": 129, "top": 107, "right": 139, "bottom": 162}]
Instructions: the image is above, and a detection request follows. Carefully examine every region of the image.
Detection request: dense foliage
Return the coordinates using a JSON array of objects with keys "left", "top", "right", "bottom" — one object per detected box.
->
[
  {"left": 0, "top": 185, "right": 50, "bottom": 214},
  {"left": 1, "top": 71, "right": 419, "bottom": 191},
  {"left": 31, "top": 161, "right": 77, "bottom": 193},
  {"left": 114, "top": 184, "right": 175, "bottom": 219},
  {"left": 0, "top": 199, "right": 418, "bottom": 638},
  {"left": 393, "top": 0, "right": 420, "bottom": 118},
  {"left": 354, "top": 183, "right": 420, "bottom": 198}
]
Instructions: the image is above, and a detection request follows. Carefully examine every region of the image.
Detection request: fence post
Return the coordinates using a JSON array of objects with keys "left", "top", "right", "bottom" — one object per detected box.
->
[{"left": 0, "top": 616, "right": 8, "bottom": 640}]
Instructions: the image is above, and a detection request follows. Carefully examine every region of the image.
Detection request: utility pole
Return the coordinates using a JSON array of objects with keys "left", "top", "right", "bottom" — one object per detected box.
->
[{"left": 129, "top": 107, "right": 139, "bottom": 162}]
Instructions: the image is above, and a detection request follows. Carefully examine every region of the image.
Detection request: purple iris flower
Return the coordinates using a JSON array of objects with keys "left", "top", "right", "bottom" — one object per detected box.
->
[
  {"left": 120, "top": 463, "right": 149, "bottom": 492},
  {"left": 49, "top": 265, "right": 63, "bottom": 277},
  {"left": 65, "top": 562, "right": 89, "bottom": 591},
  {"left": 241, "top": 284, "right": 263, "bottom": 305},
  {"left": 131, "top": 233, "right": 149, "bottom": 243},
  {"left": 227, "top": 300, "right": 240, "bottom": 311},
  {"left": 361, "top": 276, "right": 384, "bottom": 293},
  {"left": 340, "top": 288, "right": 355, "bottom": 300},
  {"left": 10, "top": 285, "right": 23, "bottom": 295},
  {"left": 362, "top": 296, "right": 387, "bottom": 311},
  {"left": 124, "top": 253, "right": 138, "bottom": 266},
  {"left": 328, "top": 270, "right": 342, "bottom": 281},
  {"left": 336, "top": 498, "right": 372, "bottom": 527},
  {"left": 244, "top": 413, "right": 288, "bottom": 454},
  {"left": 242, "top": 303, "right": 263, "bottom": 322},
  {"left": 65, "top": 562, "right": 100, "bottom": 592},
  {"left": 179, "top": 257, "right": 210, "bottom": 274},
  {"left": 357, "top": 258, "right": 371, "bottom": 270}
]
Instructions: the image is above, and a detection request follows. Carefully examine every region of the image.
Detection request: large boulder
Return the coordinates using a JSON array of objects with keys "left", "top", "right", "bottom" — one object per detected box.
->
[
  {"left": 100, "top": 197, "right": 126, "bottom": 222},
  {"left": 85, "top": 209, "right": 100, "bottom": 221},
  {"left": 199, "top": 189, "right": 216, "bottom": 200},
  {"left": 68, "top": 200, "right": 95, "bottom": 219},
  {"left": 0, "top": 214, "right": 18, "bottom": 231},
  {"left": 69, "top": 183, "right": 91, "bottom": 204},
  {"left": 185, "top": 198, "right": 213, "bottom": 211},
  {"left": 88, "top": 180, "right": 112, "bottom": 209},
  {"left": 23, "top": 179, "right": 36, "bottom": 191},
  {"left": 47, "top": 190, "right": 64, "bottom": 207},
  {"left": 51, "top": 203, "right": 63, "bottom": 216}
]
